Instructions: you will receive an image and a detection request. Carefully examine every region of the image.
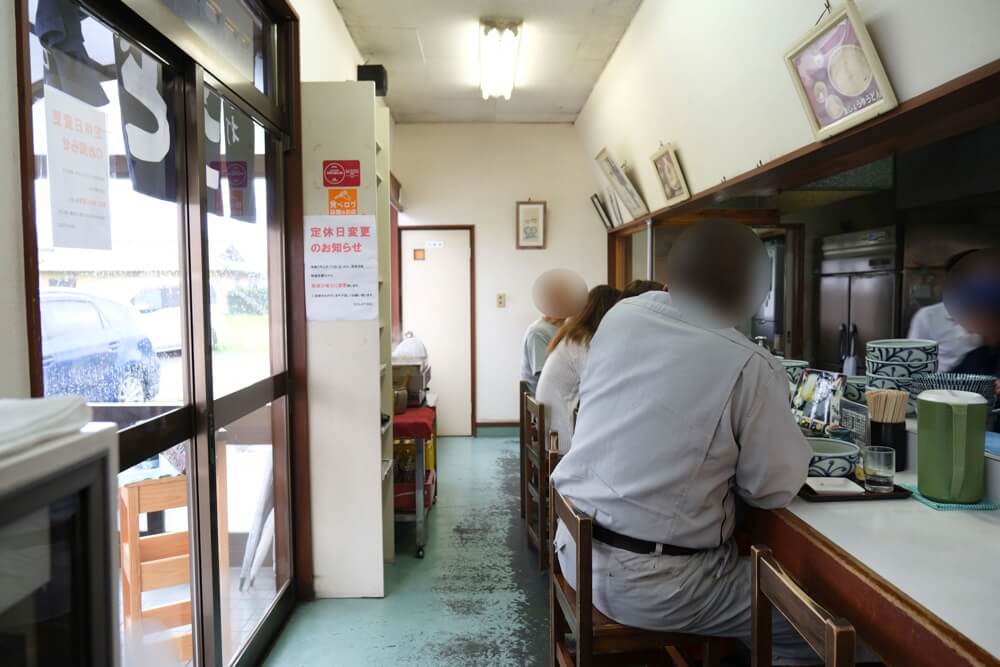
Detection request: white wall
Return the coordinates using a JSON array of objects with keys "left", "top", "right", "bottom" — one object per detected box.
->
[
  {"left": 291, "top": 0, "right": 365, "bottom": 83},
  {"left": 1, "top": 5, "right": 30, "bottom": 398},
  {"left": 393, "top": 123, "right": 607, "bottom": 423},
  {"left": 575, "top": 0, "right": 1000, "bottom": 212}
]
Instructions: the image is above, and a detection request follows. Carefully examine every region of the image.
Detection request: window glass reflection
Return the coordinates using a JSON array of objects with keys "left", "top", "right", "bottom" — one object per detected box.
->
[{"left": 29, "top": 0, "right": 187, "bottom": 424}]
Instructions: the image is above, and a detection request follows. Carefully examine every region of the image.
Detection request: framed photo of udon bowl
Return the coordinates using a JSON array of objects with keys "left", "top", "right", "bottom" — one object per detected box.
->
[
  {"left": 785, "top": 0, "right": 897, "bottom": 141},
  {"left": 650, "top": 143, "right": 690, "bottom": 207}
]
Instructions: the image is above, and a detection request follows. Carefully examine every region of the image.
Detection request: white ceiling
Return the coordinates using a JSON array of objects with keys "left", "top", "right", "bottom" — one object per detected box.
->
[{"left": 334, "top": 0, "right": 642, "bottom": 123}]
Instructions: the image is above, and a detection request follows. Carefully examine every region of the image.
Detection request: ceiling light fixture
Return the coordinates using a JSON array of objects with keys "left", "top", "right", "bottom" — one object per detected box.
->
[{"left": 479, "top": 19, "right": 522, "bottom": 100}]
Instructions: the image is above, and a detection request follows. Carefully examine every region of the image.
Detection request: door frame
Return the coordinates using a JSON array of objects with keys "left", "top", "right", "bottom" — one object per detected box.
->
[{"left": 396, "top": 225, "right": 477, "bottom": 436}]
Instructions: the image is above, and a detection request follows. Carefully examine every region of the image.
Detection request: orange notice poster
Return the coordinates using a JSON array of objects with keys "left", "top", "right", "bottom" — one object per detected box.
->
[{"left": 327, "top": 189, "right": 358, "bottom": 215}]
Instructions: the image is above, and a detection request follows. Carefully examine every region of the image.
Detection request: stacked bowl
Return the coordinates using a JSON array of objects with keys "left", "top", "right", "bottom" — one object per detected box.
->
[
  {"left": 865, "top": 339, "right": 939, "bottom": 414},
  {"left": 781, "top": 359, "right": 809, "bottom": 394}
]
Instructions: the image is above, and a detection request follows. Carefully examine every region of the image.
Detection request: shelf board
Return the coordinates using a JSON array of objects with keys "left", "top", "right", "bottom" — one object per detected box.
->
[
  {"left": 381, "top": 419, "right": 392, "bottom": 436},
  {"left": 377, "top": 172, "right": 385, "bottom": 185},
  {"left": 376, "top": 140, "right": 383, "bottom": 154},
  {"left": 380, "top": 363, "right": 387, "bottom": 378},
  {"left": 381, "top": 459, "right": 392, "bottom": 480}
]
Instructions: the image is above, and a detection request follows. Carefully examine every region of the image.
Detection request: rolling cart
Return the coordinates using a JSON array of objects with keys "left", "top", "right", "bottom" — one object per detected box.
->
[{"left": 393, "top": 406, "right": 437, "bottom": 558}]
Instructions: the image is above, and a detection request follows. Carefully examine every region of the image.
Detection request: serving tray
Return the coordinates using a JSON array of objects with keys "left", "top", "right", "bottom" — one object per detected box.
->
[{"left": 798, "top": 483, "right": 912, "bottom": 502}]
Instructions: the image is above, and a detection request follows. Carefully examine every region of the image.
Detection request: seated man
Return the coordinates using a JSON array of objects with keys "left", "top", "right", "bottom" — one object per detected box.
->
[{"left": 551, "top": 221, "right": 816, "bottom": 664}]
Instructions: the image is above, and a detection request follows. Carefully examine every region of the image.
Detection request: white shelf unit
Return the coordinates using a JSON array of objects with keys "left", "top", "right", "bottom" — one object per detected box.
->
[
  {"left": 375, "top": 105, "right": 395, "bottom": 565},
  {"left": 300, "top": 81, "right": 393, "bottom": 597}
]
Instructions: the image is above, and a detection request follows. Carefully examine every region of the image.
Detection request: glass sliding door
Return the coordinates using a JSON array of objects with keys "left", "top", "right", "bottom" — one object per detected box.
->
[{"left": 18, "top": 0, "right": 296, "bottom": 665}]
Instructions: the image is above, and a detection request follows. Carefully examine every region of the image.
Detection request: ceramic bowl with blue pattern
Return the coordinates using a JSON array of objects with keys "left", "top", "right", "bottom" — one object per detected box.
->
[
  {"left": 844, "top": 376, "right": 867, "bottom": 404},
  {"left": 807, "top": 437, "right": 860, "bottom": 478},
  {"left": 865, "top": 357, "right": 938, "bottom": 378},
  {"left": 865, "top": 339, "right": 939, "bottom": 364},
  {"left": 782, "top": 359, "right": 808, "bottom": 388}
]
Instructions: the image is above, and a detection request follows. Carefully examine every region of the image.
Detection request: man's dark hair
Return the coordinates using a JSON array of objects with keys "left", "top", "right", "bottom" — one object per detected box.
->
[{"left": 946, "top": 249, "right": 981, "bottom": 273}]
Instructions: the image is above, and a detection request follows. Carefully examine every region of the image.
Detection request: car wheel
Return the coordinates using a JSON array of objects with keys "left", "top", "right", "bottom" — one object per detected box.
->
[{"left": 117, "top": 368, "right": 147, "bottom": 403}]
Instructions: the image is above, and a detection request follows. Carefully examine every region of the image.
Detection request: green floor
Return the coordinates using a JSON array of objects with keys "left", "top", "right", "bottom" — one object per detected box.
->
[{"left": 263, "top": 436, "right": 549, "bottom": 666}]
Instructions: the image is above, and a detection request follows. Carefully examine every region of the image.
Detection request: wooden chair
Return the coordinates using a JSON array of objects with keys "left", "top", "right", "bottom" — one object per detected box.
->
[
  {"left": 119, "top": 475, "right": 194, "bottom": 662},
  {"left": 524, "top": 393, "right": 549, "bottom": 569},
  {"left": 549, "top": 485, "right": 722, "bottom": 667},
  {"left": 519, "top": 381, "right": 529, "bottom": 519},
  {"left": 751, "top": 545, "right": 856, "bottom": 667}
]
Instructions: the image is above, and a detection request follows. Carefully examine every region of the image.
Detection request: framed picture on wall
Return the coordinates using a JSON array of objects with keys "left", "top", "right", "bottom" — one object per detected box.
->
[
  {"left": 590, "top": 194, "right": 613, "bottom": 231},
  {"left": 516, "top": 200, "right": 547, "bottom": 249},
  {"left": 785, "top": 0, "right": 897, "bottom": 141},
  {"left": 595, "top": 148, "right": 648, "bottom": 221},
  {"left": 650, "top": 143, "right": 690, "bottom": 207}
]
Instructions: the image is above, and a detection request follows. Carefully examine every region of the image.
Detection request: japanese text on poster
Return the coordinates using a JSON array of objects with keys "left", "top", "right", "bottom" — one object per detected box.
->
[
  {"left": 44, "top": 85, "right": 111, "bottom": 250},
  {"left": 305, "top": 215, "right": 378, "bottom": 321}
]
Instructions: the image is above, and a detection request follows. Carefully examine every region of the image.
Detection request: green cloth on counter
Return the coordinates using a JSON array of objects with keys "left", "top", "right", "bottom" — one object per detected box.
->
[{"left": 899, "top": 483, "right": 1000, "bottom": 511}]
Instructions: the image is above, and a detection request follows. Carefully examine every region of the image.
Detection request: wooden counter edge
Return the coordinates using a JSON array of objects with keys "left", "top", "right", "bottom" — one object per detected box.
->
[{"left": 748, "top": 507, "right": 998, "bottom": 667}]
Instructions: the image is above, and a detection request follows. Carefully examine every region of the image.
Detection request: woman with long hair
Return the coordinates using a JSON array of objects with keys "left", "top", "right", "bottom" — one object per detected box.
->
[{"left": 535, "top": 284, "right": 622, "bottom": 452}]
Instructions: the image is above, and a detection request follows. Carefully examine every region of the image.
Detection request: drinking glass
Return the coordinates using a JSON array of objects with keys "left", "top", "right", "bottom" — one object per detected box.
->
[{"left": 863, "top": 446, "right": 895, "bottom": 493}]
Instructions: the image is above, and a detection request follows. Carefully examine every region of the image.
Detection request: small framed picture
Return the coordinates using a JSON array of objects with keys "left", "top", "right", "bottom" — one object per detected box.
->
[
  {"left": 595, "top": 148, "right": 648, "bottom": 221},
  {"left": 590, "top": 194, "right": 613, "bottom": 231},
  {"left": 785, "top": 0, "right": 897, "bottom": 141},
  {"left": 516, "top": 201, "right": 546, "bottom": 249},
  {"left": 650, "top": 143, "right": 690, "bottom": 207}
]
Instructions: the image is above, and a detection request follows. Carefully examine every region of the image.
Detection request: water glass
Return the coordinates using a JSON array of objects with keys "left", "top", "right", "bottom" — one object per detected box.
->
[{"left": 863, "top": 446, "right": 895, "bottom": 493}]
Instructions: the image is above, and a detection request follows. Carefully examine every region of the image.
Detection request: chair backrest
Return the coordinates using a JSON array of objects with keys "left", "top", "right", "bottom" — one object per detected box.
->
[
  {"left": 550, "top": 486, "right": 593, "bottom": 654},
  {"left": 751, "top": 545, "right": 855, "bottom": 667},
  {"left": 525, "top": 394, "right": 545, "bottom": 455}
]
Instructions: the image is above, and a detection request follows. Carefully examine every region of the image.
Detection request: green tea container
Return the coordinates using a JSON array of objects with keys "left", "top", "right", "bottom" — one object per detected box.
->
[{"left": 917, "top": 389, "right": 989, "bottom": 503}]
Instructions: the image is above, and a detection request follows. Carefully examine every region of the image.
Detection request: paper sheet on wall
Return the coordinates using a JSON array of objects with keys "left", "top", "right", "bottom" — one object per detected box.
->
[
  {"left": 43, "top": 85, "right": 111, "bottom": 250},
  {"left": 304, "top": 214, "right": 378, "bottom": 321}
]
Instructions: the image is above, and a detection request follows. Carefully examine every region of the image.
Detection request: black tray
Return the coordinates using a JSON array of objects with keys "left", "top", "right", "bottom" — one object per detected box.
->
[{"left": 798, "top": 483, "right": 912, "bottom": 502}]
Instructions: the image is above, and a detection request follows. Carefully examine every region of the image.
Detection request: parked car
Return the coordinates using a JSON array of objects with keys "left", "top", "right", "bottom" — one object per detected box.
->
[
  {"left": 130, "top": 285, "right": 222, "bottom": 353},
  {"left": 41, "top": 290, "right": 160, "bottom": 403}
]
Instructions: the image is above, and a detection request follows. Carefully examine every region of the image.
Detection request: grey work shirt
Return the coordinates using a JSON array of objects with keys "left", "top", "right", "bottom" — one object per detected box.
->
[
  {"left": 551, "top": 291, "right": 811, "bottom": 549},
  {"left": 520, "top": 318, "right": 559, "bottom": 394}
]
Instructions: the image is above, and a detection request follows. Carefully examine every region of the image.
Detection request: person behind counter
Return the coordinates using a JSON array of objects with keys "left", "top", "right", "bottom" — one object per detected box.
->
[
  {"left": 551, "top": 220, "right": 821, "bottom": 664},
  {"left": 908, "top": 250, "right": 982, "bottom": 372},
  {"left": 520, "top": 269, "right": 587, "bottom": 394},
  {"left": 535, "top": 285, "right": 622, "bottom": 454},
  {"left": 947, "top": 249, "right": 1000, "bottom": 427}
]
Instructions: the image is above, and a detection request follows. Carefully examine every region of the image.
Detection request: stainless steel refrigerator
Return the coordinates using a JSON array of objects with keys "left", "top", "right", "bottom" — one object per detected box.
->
[{"left": 817, "top": 226, "right": 899, "bottom": 372}]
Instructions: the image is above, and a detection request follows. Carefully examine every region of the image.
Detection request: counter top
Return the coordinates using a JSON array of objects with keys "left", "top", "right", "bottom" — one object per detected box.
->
[{"left": 786, "top": 470, "right": 1000, "bottom": 659}]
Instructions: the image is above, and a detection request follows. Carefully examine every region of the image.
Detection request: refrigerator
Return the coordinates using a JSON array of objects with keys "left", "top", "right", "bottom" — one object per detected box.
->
[{"left": 816, "top": 226, "right": 899, "bottom": 372}]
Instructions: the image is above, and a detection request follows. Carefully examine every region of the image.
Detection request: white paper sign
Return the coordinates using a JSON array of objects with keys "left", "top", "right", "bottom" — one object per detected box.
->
[
  {"left": 304, "top": 214, "right": 378, "bottom": 321},
  {"left": 43, "top": 85, "right": 111, "bottom": 250}
]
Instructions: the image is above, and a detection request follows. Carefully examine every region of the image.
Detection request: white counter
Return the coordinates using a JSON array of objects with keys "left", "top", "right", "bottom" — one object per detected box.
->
[{"left": 787, "top": 467, "right": 1000, "bottom": 659}]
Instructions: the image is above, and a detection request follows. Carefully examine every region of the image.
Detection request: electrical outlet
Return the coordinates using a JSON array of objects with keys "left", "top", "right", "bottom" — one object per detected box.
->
[{"left": 496, "top": 293, "right": 507, "bottom": 308}]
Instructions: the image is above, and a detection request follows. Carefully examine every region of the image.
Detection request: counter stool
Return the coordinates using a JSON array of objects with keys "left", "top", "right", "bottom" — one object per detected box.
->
[
  {"left": 549, "top": 486, "right": 722, "bottom": 667},
  {"left": 751, "top": 545, "right": 856, "bottom": 667},
  {"left": 519, "top": 381, "right": 530, "bottom": 519},
  {"left": 524, "top": 393, "right": 549, "bottom": 570}
]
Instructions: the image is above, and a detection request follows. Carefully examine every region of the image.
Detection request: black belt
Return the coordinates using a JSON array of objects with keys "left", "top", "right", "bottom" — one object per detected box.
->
[{"left": 592, "top": 524, "right": 703, "bottom": 557}]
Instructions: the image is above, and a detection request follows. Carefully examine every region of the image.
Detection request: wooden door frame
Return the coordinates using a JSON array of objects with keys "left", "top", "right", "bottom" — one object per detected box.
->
[{"left": 396, "top": 225, "right": 478, "bottom": 437}]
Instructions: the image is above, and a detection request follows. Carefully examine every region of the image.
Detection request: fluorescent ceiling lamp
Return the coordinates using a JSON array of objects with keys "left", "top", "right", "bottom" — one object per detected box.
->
[{"left": 479, "top": 20, "right": 521, "bottom": 100}]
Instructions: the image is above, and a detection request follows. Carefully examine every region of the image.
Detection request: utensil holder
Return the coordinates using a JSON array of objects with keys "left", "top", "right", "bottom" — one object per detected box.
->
[{"left": 870, "top": 420, "right": 907, "bottom": 471}]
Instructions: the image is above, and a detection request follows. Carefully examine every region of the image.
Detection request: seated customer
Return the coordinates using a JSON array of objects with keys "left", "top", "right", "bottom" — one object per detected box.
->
[
  {"left": 520, "top": 269, "right": 586, "bottom": 394},
  {"left": 536, "top": 285, "right": 622, "bottom": 453},
  {"left": 621, "top": 279, "right": 664, "bottom": 299},
  {"left": 551, "top": 221, "right": 817, "bottom": 664}
]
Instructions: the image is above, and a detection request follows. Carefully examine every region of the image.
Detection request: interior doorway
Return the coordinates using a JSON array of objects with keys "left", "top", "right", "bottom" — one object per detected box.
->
[{"left": 399, "top": 226, "right": 476, "bottom": 436}]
